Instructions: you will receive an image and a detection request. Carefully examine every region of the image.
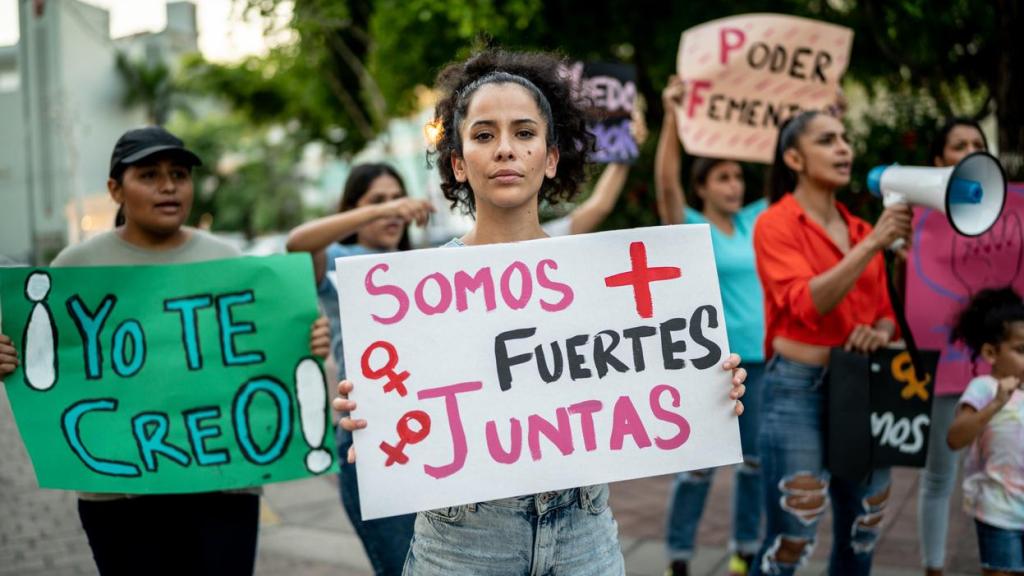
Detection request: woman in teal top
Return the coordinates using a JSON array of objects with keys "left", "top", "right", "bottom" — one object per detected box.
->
[{"left": 655, "top": 74, "right": 767, "bottom": 576}]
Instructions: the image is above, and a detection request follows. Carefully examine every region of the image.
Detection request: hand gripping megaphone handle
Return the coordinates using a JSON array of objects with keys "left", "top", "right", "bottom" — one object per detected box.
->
[
  {"left": 880, "top": 191, "right": 909, "bottom": 251},
  {"left": 868, "top": 164, "right": 909, "bottom": 251},
  {"left": 868, "top": 153, "right": 1007, "bottom": 247}
]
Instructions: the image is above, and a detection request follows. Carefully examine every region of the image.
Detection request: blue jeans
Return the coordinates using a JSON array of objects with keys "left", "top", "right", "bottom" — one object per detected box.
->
[
  {"left": 751, "top": 356, "right": 891, "bottom": 576},
  {"left": 403, "top": 485, "right": 624, "bottom": 575},
  {"left": 976, "top": 519, "right": 1024, "bottom": 571},
  {"left": 918, "top": 395, "right": 960, "bottom": 569},
  {"left": 666, "top": 362, "right": 765, "bottom": 560},
  {"left": 336, "top": 426, "right": 416, "bottom": 576}
]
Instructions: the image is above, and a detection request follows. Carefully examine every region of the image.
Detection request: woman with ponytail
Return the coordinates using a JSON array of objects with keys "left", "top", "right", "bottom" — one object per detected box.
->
[{"left": 750, "top": 111, "right": 912, "bottom": 575}]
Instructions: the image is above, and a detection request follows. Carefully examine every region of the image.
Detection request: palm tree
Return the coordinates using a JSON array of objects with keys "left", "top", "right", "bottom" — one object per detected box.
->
[{"left": 114, "top": 51, "right": 174, "bottom": 125}]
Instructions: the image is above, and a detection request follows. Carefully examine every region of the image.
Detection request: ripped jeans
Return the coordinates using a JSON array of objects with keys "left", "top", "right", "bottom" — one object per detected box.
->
[
  {"left": 751, "top": 356, "right": 891, "bottom": 576},
  {"left": 666, "top": 362, "right": 765, "bottom": 561}
]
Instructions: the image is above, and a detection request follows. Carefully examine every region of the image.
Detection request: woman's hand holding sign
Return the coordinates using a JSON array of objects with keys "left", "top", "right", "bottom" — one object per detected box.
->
[
  {"left": 724, "top": 352, "right": 747, "bottom": 416},
  {"left": 309, "top": 317, "right": 330, "bottom": 359},
  {"left": 662, "top": 75, "right": 687, "bottom": 118},
  {"left": 334, "top": 379, "right": 364, "bottom": 463},
  {"left": 0, "top": 334, "right": 17, "bottom": 377}
]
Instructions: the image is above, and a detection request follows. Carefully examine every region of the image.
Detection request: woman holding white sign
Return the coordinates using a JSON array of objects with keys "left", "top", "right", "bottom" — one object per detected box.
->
[
  {"left": 750, "top": 110, "right": 912, "bottom": 575},
  {"left": 333, "top": 48, "right": 749, "bottom": 575},
  {"left": 655, "top": 74, "right": 767, "bottom": 576},
  {"left": 286, "top": 163, "right": 432, "bottom": 575}
]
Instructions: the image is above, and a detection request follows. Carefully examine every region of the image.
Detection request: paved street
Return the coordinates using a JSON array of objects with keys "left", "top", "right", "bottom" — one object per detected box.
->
[{"left": 1, "top": 381, "right": 978, "bottom": 575}]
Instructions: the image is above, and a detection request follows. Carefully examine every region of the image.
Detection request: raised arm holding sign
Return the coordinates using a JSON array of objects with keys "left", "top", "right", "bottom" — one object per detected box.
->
[
  {"left": 654, "top": 70, "right": 770, "bottom": 574},
  {"left": 331, "top": 48, "right": 746, "bottom": 576}
]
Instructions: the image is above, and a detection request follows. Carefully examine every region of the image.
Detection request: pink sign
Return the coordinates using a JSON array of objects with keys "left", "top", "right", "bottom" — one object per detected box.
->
[
  {"left": 676, "top": 13, "right": 853, "bottom": 164},
  {"left": 905, "top": 183, "right": 1024, "bottom": 396}
]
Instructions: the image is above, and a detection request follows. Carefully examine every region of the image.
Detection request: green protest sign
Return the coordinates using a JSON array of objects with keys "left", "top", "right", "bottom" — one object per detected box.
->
[{"left": 0, "top": 254, "right": 336, "bottom": 493}]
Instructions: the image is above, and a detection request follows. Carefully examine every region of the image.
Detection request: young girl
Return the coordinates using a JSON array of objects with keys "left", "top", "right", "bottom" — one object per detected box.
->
[
  {"left": 750, "top": 110, "right": 912, "bottom": 576},
  {"left": 912, "top": 117, "right": 992, "bottom": 576},
  {"left": 947, "top": 287, "right": 1024, "bottom": 576},
  {"left": 332, "top": 48, "right": 748, "bottom": 575},
  {"left": 0, "top": 125, "right": 329, "bottom": 576},
  {"left": 655, "top": 73, "right": 767, "bottom": 576},
  {"left": 286, "top": 163, "right": 432, "bottom": 575}
]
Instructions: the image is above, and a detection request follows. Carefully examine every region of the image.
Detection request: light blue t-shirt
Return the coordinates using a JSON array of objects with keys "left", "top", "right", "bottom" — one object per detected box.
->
[
  {"left": 318, "top": 243, "right": 378, "bottom": 380},
  {"left": 685, "top": 198, "right": 767, "bottom": 362}
]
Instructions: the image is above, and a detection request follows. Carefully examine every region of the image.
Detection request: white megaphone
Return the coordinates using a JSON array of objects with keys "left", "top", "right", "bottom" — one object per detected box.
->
[{"left": 868, "top": 151, "right": 1007, "bottom": 248}]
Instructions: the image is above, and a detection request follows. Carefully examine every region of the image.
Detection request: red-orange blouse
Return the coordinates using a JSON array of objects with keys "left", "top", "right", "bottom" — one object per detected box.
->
[{"left": 753, "top": 193, "right": 896, "bottom": 359}]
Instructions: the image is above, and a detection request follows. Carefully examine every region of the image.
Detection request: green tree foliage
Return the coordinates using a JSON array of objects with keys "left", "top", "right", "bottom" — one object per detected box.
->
[
  {"left": 185, "top": 0, "right": 1015, "bottom": 233},
  {"left": 167, "top": 113, "right": 313, "bottom": 239},
  {"left": 186, "top": 1, "right": 383, "bottom": 155}
]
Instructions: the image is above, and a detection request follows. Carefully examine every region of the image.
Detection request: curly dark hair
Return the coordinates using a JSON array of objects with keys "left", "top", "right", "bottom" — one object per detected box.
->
[
  {"left": 427, "top": 48, "right": 595, "bottom": 214},
  {"left": 951, "top": 286, "right": 1024, "bottom": 364}
]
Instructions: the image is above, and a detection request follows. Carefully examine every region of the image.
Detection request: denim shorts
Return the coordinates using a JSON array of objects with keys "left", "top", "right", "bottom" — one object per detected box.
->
[
  {"left": 403, "top": 485, "right": 623, "bottom": 575},
  {"left": 976, "top": 519, "right": 1024, "bottom": 571}
]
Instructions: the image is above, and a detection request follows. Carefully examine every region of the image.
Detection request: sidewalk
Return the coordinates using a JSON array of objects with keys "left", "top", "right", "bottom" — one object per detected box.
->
[{"left": 0, "top": 382, "right": 978, "bottom": 575}]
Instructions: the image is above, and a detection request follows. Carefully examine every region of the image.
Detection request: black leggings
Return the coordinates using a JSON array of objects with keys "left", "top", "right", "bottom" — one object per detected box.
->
[{"left": 77, "top": 492, "right": 260, "bottom": 576}]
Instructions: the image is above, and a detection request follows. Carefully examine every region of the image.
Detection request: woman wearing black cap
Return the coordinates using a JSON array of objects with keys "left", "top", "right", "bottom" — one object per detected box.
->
[
  {"left": 0, "top": 126, "right": 330, "bottom": 576},
  {"left": 58, "top": 125, "right": 235, "bottom": 262}
]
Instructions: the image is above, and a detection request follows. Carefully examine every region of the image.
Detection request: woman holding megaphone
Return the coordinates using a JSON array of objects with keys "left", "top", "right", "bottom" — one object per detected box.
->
[{"left": 750, "top": 110, "right": 912, "bottom": 575}]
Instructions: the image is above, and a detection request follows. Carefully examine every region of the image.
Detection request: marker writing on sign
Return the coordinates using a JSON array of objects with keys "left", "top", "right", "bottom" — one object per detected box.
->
[
  {"left": 718, "top": 27, "right": 834, "bottom": 82},
  {"left": 412, "top": 381, "right": 691, "bottom": 479},
  {"left": 686, "top": 26, "right": 839, "bottom": 128},
  {"left": 494, "top": 306, "right": 723, "bottom": 391},
  {"left": 60, "top": 376, "right": 294, "bottom": 477},
  {"left": 364, "top": 259, "right": 574, "bottom": 324},
  {"left": 871, "top": 412, "right": 929, "bottom": 455},
  {"left": 61, "top": 290, "right": 267, "bottom": 381},
  {"left": 361, "top": 340, "right": 410, "bottom": 396},
  {"left": 379, "top": 410, "right": 432, "bottom": 466}
]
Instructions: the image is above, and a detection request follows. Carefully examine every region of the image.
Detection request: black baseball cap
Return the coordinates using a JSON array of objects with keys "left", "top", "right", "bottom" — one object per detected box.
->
[{"left": 108, "top": 126, "right": 202, "bottom": 177}]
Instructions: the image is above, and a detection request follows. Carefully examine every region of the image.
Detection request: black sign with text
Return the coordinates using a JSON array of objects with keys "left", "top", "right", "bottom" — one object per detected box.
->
[{"left": 827, "top": 347, "right": 939, "bottom": 483}]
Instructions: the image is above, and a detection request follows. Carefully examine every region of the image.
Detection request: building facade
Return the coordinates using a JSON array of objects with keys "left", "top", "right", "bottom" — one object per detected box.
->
[{"left": 1, "top": 0, "right": 197, "bottom": 264}]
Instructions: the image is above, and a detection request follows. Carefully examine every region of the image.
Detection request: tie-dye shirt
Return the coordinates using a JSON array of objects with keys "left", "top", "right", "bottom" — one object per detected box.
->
[{"left": 960, "top": 375, "right": 1024, "bottom": 529}]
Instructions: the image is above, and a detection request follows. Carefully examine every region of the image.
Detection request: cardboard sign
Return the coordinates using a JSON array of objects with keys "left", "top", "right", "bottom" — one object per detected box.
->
[
  {"left": 335, "top": 226, "right": 742, "bottom": 519},
  {"left": 567, "top": 61, "right": 640, "bottom": 163},
  {"left": 827, "top": 348, "right": 938, "bottom": 482},
  {"left": 0, "top": 255, "right": 336, "bottom": 493},
  {"left": 906, "top": 183, "right": 1024, "bottom": 396},
  {"left": 676, "top": 13, "right": 853, "bottom": 163}
]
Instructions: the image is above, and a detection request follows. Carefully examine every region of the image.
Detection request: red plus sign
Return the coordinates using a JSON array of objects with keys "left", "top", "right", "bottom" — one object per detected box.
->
[{"left": 604, "top": 241, "right": 681, "bottom": 318}]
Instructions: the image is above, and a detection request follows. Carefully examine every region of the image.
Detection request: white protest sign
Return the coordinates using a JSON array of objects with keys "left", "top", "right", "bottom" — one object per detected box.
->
[
  {"left": 336, "top": 226, "right": 741, "bottom": 520},
  {"left": 676, "top": 13, "right": 853, "bottom": 163}
]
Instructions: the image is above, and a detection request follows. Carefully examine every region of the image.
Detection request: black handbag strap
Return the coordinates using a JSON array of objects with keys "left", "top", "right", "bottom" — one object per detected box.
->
[{"left": 884, "top": 251, "right": 926, "bottom": 380}]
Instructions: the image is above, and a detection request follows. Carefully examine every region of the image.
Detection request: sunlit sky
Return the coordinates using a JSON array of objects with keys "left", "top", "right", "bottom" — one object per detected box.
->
[{"left": 0, "top": 0, "right": 293, "bottom": 62}]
